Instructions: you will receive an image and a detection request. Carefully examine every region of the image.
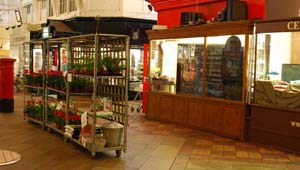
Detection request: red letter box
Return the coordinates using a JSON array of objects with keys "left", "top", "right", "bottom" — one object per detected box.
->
[{"left": 0, "top": 58, "right": 16, "bottom": 112}]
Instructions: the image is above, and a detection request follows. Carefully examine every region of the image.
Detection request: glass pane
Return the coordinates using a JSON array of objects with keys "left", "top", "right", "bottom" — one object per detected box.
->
[
  {"left": 33, "top": 45, "right": 43, "bottom": 73},
  {"left": 150, "top": 37, "right": 204, "bottom": 94},
  {"left": 255, "top": 32, "right": 300, "bottom": 109},
  {"left": 177, "top": 44, "right": 204, "bottom": 95},
  {"left": 129, "top": 48, "right": 143, "bottom": 92},
  {"left": 206, "top": 35, "right": 245, "bottom": 101}
]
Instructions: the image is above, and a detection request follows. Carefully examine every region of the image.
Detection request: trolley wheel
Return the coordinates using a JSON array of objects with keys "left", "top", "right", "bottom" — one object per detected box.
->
[
  {"left": 130, "top": 106, "right": 135, "bottom": 112},
  {"left": 46, "top": 127, "right": 53, "bottom": 133},
  {"left": 116, "top": 150, "right": 121, "bottom": 157},
  {"left": 63, "top": 136, "right": 69, "bottom": 143},
  {"left": 91, "top": 151, "right": 96, "bottom": 158},
  {"left": 136, "top": 108, "right": 141, "bottom": 113}
]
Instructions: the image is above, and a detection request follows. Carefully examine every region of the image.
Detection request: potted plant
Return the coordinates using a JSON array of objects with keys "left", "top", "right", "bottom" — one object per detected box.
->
[
  {"left": 99, "top": 57, "right": 126, "bottom": 76},
  {"left": 54, "top": 109, "right": 66, "bottom": 129}
]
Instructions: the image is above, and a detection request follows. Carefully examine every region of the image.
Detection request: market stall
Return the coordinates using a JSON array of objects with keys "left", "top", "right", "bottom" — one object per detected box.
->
[
  {"left": 146, "top": 20, "right": 253, "bottom": 140},
  {"left": 248, "top": 18, "right": 300, "bottom": 153}
]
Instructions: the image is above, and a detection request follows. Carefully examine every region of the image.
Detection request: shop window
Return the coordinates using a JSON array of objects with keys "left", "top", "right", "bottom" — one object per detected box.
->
[
  {"left": 130, "top": 48, "right": 143, "bottom": 92},
  {"left": 59, "top": 0, "right": 67, "bottom": 14},
  {"left": 206, "top": 35, "right": 245, "bottom": 101},
  {"left": 69, "top": 0, "right": 76, "bottom": 12},
  {"left": 33, "top": 45, "right": 43, "bottom": 73},
  {"left": 254, "top": 32, "right": 300, "bottom": 108},
  {"left": 49, "top": 2, "right": 54, "bottom": 16},
  {"left": 150, "top": 37, "right": 204, "bottom": 94},
  {"left": 177, "top": 44, "right": 204, "bottom": 95},
  {"left": 24, "top": 4, "right": 31, "bottom": 14},
  {"left": 40, "top": 0, "right": 46, "bottom": 9}
]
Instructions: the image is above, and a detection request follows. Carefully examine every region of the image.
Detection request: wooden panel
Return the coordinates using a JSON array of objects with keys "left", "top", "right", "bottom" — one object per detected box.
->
[
  {"left": 206, "top": 102, "right": 223, "bottom": 131},
  {"left": 146, "top": 91, "right": 246, "bottom": 140},
  {"left": 173, "top": 98, "right": 186, "bottom": 124},
  {"left": 250, "top": 105, "right": 300, "bottom": 138},
  {"left": 249, "top": 105, "right": 300, "bottom": 153},
  {"left": 223, "top": 107, "right": 243, "bottom": 138},
  {"left": 146, "top": 92, "right": 159, "bottom": 120},
  {"left": 159, "top": 96, "right": 174, "bottom": 121},
  {"left": 147, "top": 20, "right": 253, "bottom": 40},
  {"left": 188, "top": 101, "right": 207, "bottom": 128}
]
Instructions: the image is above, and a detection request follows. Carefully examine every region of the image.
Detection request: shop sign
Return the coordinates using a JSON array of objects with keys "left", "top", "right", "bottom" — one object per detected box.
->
[
  {"left": 287, "top": 21, "right": 300, "bottom": 30},
  {"left": 132, "top": 30, "right": 139, "bottom": 40}
]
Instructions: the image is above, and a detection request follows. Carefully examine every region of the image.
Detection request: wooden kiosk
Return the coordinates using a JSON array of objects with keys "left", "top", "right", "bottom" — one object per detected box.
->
[
  {"left": 248, "top": 18, "right": 300, "bottom": 153},
  {"left": 146, "top": 20, "right": 253, "bottom": 140}
]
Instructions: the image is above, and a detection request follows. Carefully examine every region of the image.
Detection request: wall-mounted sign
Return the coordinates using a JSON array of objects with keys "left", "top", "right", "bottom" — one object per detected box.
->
[
  {"left": 287, "top": 21, "right": 300, "bottom": 31},
  {"left": 42, "top": 26, "right": 50, "bottom": 39}
]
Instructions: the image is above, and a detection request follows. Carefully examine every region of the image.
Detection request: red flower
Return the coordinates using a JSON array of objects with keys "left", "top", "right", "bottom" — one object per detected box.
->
[{"left": 24, "top": 69, "right": 29, "bottom": 75}]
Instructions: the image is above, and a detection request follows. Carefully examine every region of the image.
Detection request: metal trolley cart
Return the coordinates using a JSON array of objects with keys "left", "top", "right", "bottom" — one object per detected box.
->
[
  {"left": 22, "top": 33, "right": 129, "bottom": 158},
  {"left": 64, "top": 34, "right": 129, "bottom": 157}
]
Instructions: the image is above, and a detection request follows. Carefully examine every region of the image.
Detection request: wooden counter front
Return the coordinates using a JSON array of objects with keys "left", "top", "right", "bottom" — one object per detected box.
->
[
  {"left": 146, "top": 91, "right": 246, "bottom": 140},
  {"left": 248, "top": 104, "right": 300, "bottom": 153}
]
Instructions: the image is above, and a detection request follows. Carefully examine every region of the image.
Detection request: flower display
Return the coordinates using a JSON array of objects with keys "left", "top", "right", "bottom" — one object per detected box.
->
[
  {"left": 24, "top": 69, "right": 43, "bottom": 87},
  {"left": 47, "top": 70, "right": 65, "bottom": 90},
  {"left": 25, "top": 99, "right": 43, "bottom": 120}
]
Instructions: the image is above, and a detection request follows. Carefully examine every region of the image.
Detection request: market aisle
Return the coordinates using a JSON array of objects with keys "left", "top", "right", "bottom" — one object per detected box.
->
[{"left": 0, "top": 93, "right": 300, "bottom": 170}]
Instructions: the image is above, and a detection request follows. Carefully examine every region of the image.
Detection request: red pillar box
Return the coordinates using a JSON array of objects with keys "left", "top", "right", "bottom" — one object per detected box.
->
[{"left": 0, "top": 58, "right": 16, "bottom": 112}]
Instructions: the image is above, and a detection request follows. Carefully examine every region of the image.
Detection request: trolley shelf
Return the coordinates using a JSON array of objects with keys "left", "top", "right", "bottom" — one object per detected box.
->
[
  {"left": 46, "top": 122, "right": 65, "bottom": 135},
  {"left": 24, "top": 85, "right": 44, "bottom": 89},
  {"left": 47, "top": 88, "right": 66, "bottom": 95},
  {"left": 71, "top": 74, "right": 124, "bottom": 79},
  {"left": 24, "top": 116, "right": 43, "bottom": 125}
]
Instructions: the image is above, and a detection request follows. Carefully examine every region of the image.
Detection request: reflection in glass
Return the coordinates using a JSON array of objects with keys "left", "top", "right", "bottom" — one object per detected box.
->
[
  {"left": 206, "top": 35, "right": 245, "bottom": 101},
  {"left": 254, "top": 32, "right": 300, "bottom": 108},
  {"left": 177, "top": 44, "right": 204, "bottom": 95},
  {"left": 150, "top": 38, "right": 204, "bottom": 93}
]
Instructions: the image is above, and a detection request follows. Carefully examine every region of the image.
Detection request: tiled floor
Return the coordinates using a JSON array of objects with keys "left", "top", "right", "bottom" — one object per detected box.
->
[
  {"left": 128, "top": 102, "right": 300, "bottom": 170},
  {"left": 0, "top": 94, "right": 300, "bottom": 170}
]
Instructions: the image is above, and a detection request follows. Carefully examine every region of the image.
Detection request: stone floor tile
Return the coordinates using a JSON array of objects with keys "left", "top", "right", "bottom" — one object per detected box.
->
[
  {"left": 223, "top": 151, "right": 237, "bottom": 159},
  {"left": 195, "top": 139, "right": 213, "bottom": 146},
  {"left": 212, "top": 144, "right": 224, "bottom": 151},
  {"left": 160, "top": 136, "right": 185, "bottom": 146},
  {"left": 179, "top": 147, "right": 194, "bottom": 155},
  {"left": 287, "top": 163, "right": 300, "bottom": 170},
  {"left": 248, "top": 152, "right": 262, "bottom": 159},
  {"left": 193, "top": 148, "right": 211, "bottom": 156},
  {"left": 140, "top": 157, "right": 175, "bottom": 170},
  {"left": 236, "top": 151, "right": 249, "bottom": 158},
  {"left": 171, "top": 163, "right": 187, "bottom": 169},
  {"left": 224, "top": 145, "right": 236, "bottom": 152},
  {"left": 187, "top": 159, "right": 233, "bottom": 170},
  {"left": 259, "top": 147, "right": 274, "bottom": 154},
  {"left": 287, "top": 154, "right": 300, "bottom": 162},
  {"left": 151, "top": 144, "right": 182, "bottom": 158}
]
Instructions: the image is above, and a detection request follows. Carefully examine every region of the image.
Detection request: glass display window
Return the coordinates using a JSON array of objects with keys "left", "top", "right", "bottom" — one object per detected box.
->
[
  {"left": 129, "top": 48, "right": 143, "bottom": 92},
  {"left": 33, "top": 45, "right": 43, "bottom": 73},
  {"left": 60, "top": 47, "right": 68, "bottom": 72},
  {"left": 177, "top": 43, "right": 204, "bottom": 95},
  {"left": 150, "top": 37, "right": 204, "bottom": 94},
  {"left": 149, "top": 35, "right": 247, "bottom": 101},
  {"left": 254, "top": 31, "right": 300, "bottom": 108},
  {"left": 206, "top": 35, "right": 245, "bottom": 101}
]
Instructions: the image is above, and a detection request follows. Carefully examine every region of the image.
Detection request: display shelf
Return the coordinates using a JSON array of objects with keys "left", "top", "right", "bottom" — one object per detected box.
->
[
  {"left": 46, "top": 122, "right": 65, "bottom": 135},
  {"left": 71, "top": 74, "right": 124, "bottom": 79},
  {"left": 66, "top": 136, "right": 123, "bottom": 151},
  {"left": 24, "top": 85, "right": 44, "bottom": 90},
  {"left": 24, "top": 116, "right": 43, "bottom": 126},
  {"left": 69, "top": 93, "right": 93, "bottom": 96},
  {"left": 66, "top": 34, "right": 129, "bottom": 157},
  {"left": 205, "top": 45, "right": 224, "bottom": 97},
  {"left": 22, "top": 41, "right": 47, "bottom": 130},
  {"left": 48, "top": 87, "right": 66, "bottom": 95},
  {"left": 22, "top": 34, "right": 129, "bottom": 158}
]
